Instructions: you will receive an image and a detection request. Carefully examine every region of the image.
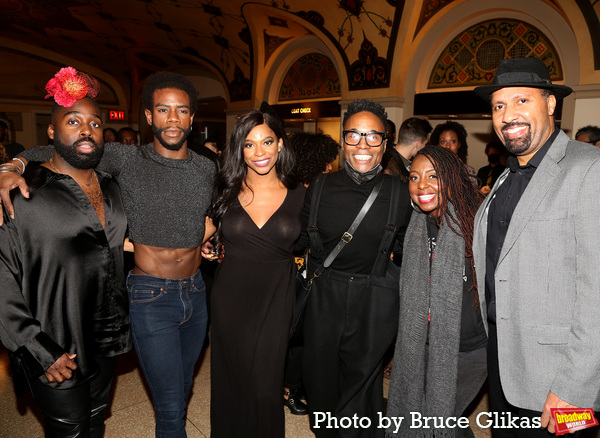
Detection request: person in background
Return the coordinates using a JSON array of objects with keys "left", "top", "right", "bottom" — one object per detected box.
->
[
  {"left": 194, "top": 136, "right": 221, "bottom": 168},
  {"left": 381, "top": 119, "right": 397, "bottom": 174},
  {"left": 386, "top": 120, "right": 397, "bottom": 146},
  {"left": 0, "top": 66, "right": 131, "bottom": 438},
  {"left": 202, "top": 137, "right": 219, "bottom": 155},
  {"left": 283, "top": 131, "right": 340, "bottom": 416},
  {"left": 386, "top": 145, "right": 487, "bottom": 438},
  {"left": 430, "top": 121, "right": 480, "bottom": 188},
  {"left": 297, "top": 99, "right": 412, "bottom": 438},
  {"left": 290, "top": 131, "right": 339, "bottom": 186},
  {"left": 476, "top": 140, "right": 507, "bottom": 195},
  {"left": 203, "top": 109, "right": 304, "bottom": 438},
  {"left": 117, "top": 127, "right": 139, "bottom": 146},
  {"left": 103, "top": 127, "right": 118, "bottom": 143},
  {"left": 575, "top": 125, "right": 600, "bottom": 147},
  {"left": 0, "top": 120, "right": 25, "bottom": 161},
  {"left": 383, "top": 117, "right": 432, "bottom": 182}
]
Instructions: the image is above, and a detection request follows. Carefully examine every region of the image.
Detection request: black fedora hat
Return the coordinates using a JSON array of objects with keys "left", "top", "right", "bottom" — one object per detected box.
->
[{"left": 474, "top": 57, "right": 572, "bottom": 100}]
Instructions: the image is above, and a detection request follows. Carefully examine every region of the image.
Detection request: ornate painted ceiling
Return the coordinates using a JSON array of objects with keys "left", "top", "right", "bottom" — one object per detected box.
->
[
  {"left": 0, "top": 0, "right": 400, "bottom": 103},
  {"left": 0, "top": 0, "right": 598, "bottom": 106}
]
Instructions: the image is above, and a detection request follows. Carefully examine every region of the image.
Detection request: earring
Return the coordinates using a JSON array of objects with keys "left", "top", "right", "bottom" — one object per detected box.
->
[
  {"left": 278, "top": 147, "right": 281, "bottom": 151},
  {"left": 410, "top": 198, "right": 422, "bottom": 212}
]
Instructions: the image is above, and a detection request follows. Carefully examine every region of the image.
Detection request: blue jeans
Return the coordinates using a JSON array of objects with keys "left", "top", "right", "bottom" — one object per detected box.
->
[{"left": 127, "top": 269, "right": 207, "bottom": 438}]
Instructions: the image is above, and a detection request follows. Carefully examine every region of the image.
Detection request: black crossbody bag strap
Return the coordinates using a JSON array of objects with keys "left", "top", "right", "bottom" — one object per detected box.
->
[
  {"left": 306, "top": 174, "right": 327, "bottom": 256},
  {"left": 309, "top": 176, "right": 384, "bottom": 283},
  {"left": 371, "top": 176, "right": 401, "bottom": 276}
]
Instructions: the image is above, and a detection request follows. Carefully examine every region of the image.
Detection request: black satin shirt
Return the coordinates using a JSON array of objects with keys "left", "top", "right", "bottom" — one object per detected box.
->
[{"left": 0, "top": 163, "right": 131, "bottom": 388}]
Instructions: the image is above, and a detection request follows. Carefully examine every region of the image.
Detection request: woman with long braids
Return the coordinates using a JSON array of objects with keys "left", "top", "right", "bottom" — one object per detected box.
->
[
  {"left": 386, "top": 145, "right": 487, "bottom": 437},
  {"left": 203, "top": 109, "right": 305, "bottom": 438}
]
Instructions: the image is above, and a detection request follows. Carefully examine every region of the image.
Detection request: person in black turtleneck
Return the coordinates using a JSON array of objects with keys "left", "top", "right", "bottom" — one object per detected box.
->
[{"left": 296, "top": 99, "right": 412, "bottom": 438}]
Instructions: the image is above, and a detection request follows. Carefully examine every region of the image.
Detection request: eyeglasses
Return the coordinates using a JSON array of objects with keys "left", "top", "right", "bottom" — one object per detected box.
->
[{"left": 342, "top": 130, "right": 385, "bottom": 147}]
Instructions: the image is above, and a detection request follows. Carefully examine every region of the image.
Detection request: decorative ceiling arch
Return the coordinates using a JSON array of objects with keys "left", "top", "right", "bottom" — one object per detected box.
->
[
  {"left": 428, "top": 18, "right": 563, "bottom": 89},
  {"left": 414, "top": 0, "right": 600, "bottom": 70},
  {"left": 278, "top": 53, "right": 340, "bottom": 101},
  {"left": 260, "top": 33, "right": 343, "bottom": 105},
  {"left": 0, "top": 0, "right": 596, "bottom": 110},
  {"left": 241, "top": 1, "right": 405, "bottom": 94}
]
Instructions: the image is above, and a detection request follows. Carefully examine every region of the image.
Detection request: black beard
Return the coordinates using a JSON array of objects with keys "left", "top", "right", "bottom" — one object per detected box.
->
[
  {"left": 54, "top": 136, "right": 104, "bottom": 169},
  {"left": 501, "top": 123, "right": 532, "bottom": 155},
  {"left": 152, "top": 124, "right": 191, "bottom": 151}
]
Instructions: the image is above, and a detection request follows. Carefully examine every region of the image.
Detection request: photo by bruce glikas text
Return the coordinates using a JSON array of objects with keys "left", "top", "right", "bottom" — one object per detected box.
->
[{"left": 313, "top": 412, "right": 542, "bottom": 433}]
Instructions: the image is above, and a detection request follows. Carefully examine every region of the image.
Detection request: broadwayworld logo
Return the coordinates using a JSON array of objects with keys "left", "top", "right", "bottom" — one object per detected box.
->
[{"left": 551, "top": 408, "right": 598, "bottom": 435}]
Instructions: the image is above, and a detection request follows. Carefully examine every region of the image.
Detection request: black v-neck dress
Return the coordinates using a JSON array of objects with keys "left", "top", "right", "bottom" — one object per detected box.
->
[{"left": 210, "top": 185, "right": 305, "bottom": 438}]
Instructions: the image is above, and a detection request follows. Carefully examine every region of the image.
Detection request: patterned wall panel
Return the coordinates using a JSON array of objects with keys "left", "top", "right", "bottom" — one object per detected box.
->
[
  {"left": 279, "top": 53, "right": 341, "bottom": 101},
  {"left": 429, "top": 19, "right": 563, "bottom": 89},
  {"left": 349, "top": 36, "right": 390, "bottom": 89}
]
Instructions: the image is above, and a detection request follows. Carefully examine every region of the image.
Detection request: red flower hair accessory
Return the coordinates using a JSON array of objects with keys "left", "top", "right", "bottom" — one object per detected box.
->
[{"left": 45, "top": 67, "right": 101, "bottom": 107}]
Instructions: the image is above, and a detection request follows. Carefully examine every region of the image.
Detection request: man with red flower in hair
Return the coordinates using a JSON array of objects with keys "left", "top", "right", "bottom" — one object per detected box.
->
[
  {"left": 0, "top": 69, "right": 216, "bottom": 438},
  {"left": 0, "top": 67, "right": 131, "bottom": 437}
]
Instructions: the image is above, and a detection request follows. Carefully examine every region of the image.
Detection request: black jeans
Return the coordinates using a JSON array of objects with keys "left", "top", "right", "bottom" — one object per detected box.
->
[
  {"left": 28, "top": 356, "right": 116, "bottom": 438},
  {"left": 303, "top": 267, "right": 399, "bottom": 438}
]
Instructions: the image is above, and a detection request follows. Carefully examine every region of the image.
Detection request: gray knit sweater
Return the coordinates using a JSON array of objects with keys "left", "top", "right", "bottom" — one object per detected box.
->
[{"left": 21, "top": 143, "right": 216, "bottom": 249}]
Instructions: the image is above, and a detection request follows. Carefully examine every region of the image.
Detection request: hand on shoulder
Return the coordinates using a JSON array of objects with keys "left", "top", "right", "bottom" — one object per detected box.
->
[{"left": 0, "top": 158, "right": 30, "bottom": 225}]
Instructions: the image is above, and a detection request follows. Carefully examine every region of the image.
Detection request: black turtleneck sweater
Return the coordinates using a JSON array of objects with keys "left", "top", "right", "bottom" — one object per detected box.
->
[{"left": 296, "top": 168, "right": 412, "bottom": 275}]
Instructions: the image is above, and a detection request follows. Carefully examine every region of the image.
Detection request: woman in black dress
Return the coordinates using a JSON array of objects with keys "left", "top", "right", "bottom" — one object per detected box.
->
[{"left": 203, "top": 109, "right": 304, "bottom": 438}]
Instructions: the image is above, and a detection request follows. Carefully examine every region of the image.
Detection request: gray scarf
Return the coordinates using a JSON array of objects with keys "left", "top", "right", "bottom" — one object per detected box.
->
[{"left": 386, "top": 204, "right": 465, "bottom": 437}]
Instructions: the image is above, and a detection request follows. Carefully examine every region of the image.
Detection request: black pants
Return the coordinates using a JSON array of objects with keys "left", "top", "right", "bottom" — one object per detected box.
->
[
  {"left": 487, "top": 323, "right": 583, "bottom": 438},
  {"left": 285, "top": 343, "right": 303, "bottom": 390},
  {"left": 28, "top": 356, "right": 116, "bottom": 438},
  {"left": 303, "top": 267, "right": 399, "bottom": 438}
]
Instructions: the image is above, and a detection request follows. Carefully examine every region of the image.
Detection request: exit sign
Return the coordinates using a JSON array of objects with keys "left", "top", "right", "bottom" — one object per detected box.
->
[{"left": 109, "top": 110, "right": 125, "bottom": 120}]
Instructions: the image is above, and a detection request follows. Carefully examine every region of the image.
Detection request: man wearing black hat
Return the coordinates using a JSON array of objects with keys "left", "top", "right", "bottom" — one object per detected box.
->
[{"left": 472, "top": 57, "right": 600, "bottom": 436}]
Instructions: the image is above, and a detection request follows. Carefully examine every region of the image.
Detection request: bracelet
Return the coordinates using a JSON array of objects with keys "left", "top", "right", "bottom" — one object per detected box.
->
[
  {"left": 1, "top": 162, "right": 21, "bottom": 171},
  {"left": 0, "top": 168, "right": 21, "bottom": 174},
  {"left": 11, "top": 157, "right": 26, "bottom": 174},
  {"left": 0, "top": 163, "right": 22, "bottom": 175}
]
